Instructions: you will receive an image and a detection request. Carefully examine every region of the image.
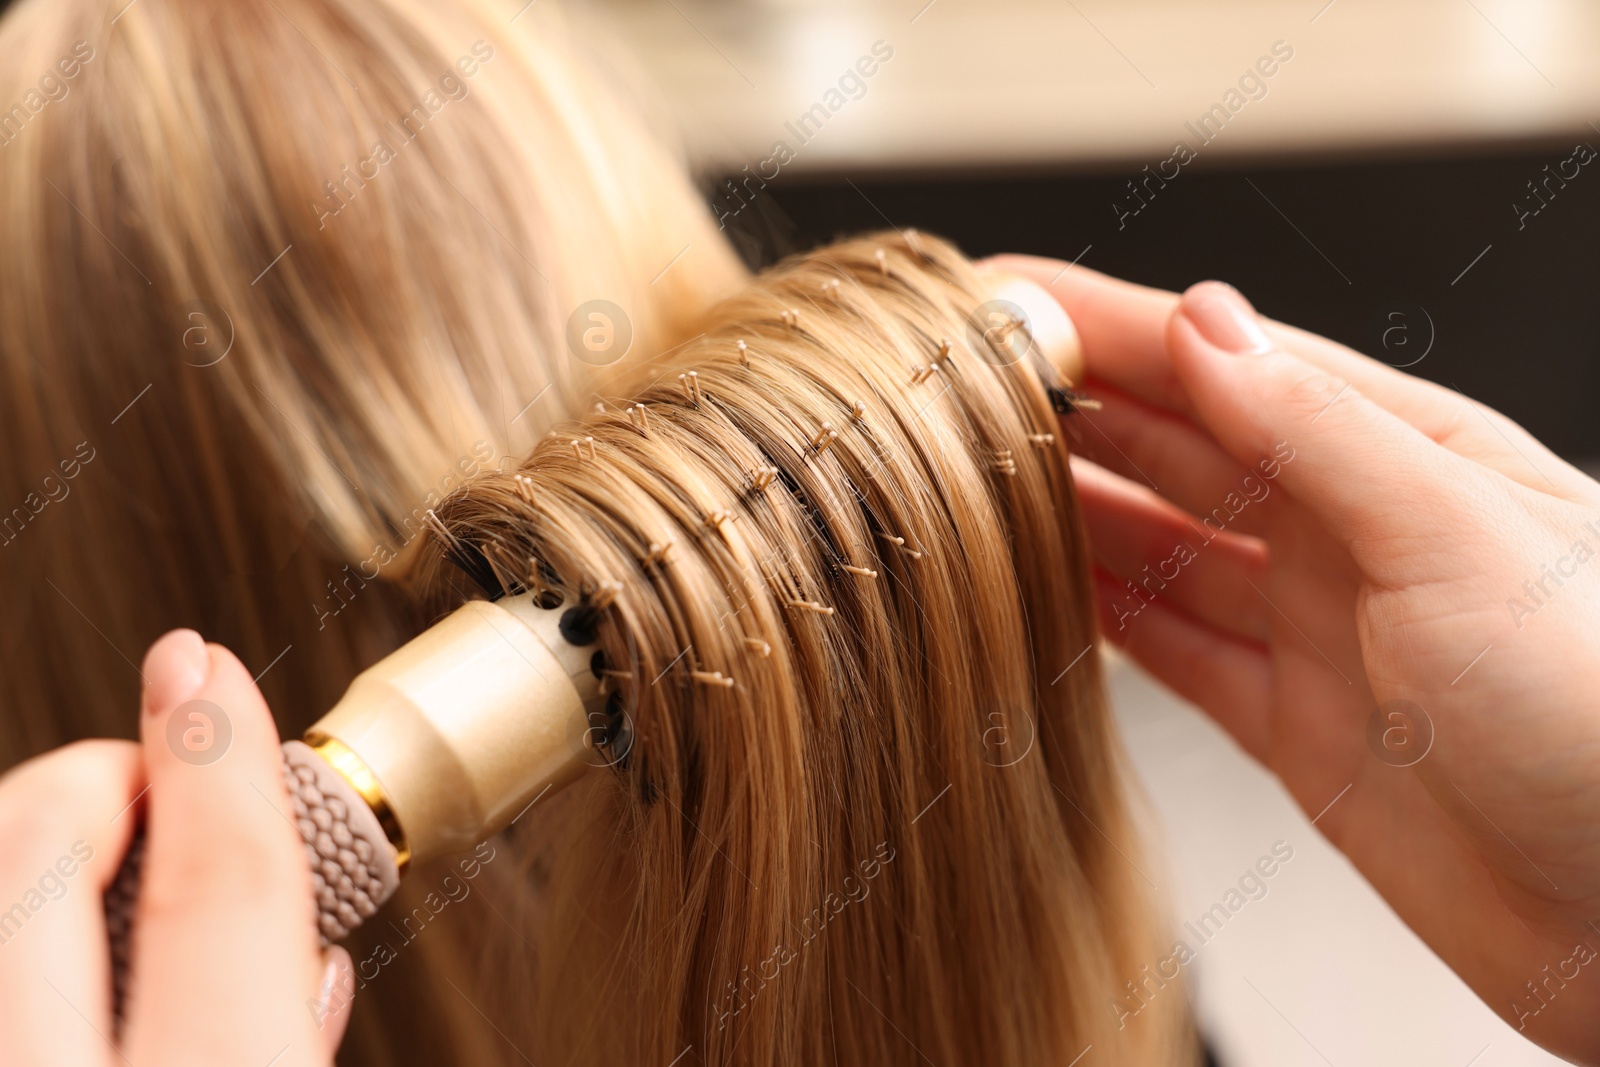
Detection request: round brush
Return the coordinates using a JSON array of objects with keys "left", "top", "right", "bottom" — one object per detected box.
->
[{"left": 100, "top": 270, "right": 1084, "bottom": 1010}]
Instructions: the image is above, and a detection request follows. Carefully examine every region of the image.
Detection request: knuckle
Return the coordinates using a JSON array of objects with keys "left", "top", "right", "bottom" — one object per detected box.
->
[
  {"left": 0, "top": 806, "right": 65, "bottom": 878},
  {"left": 0, "top": 741, "right": 135, "bottom": 854},
  {"left": 1272, "top": 361, "right": 1354, "bottom": 425},
  {"left": 0, "top": 742, "right": 124, "bottom": 876}
]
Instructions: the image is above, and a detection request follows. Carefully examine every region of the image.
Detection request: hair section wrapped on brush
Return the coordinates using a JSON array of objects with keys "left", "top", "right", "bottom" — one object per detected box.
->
[{"left": 422, "top": 233, "right": 1196, "bottom": 1066}]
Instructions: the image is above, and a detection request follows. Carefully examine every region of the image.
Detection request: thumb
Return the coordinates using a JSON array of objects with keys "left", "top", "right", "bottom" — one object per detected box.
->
[
  {"left": 128, "top": 631, "right": 325, "bottom": 1065},
  {"left": 1166, "top": 282, "right": 1497, "bottom": 583}
]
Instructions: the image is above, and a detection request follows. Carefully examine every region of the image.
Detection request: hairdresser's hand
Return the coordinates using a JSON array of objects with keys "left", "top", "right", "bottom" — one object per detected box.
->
[
  {"left": 993, "top": 254, "right": 1600, "bottom": 1061},
  {"left": 0, "top": 631, "right": 351, "bottom": 1065}
]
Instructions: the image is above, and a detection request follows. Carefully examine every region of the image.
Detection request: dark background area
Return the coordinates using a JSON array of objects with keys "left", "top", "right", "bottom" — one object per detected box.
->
[{"left": 719, "top": 137, "right": 1600, "bottom": 467}]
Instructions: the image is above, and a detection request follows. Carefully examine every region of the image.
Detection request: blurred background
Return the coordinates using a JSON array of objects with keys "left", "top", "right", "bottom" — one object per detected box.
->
[{"left": 581, "top": 0, "right": 1599, "bottom": 1063}]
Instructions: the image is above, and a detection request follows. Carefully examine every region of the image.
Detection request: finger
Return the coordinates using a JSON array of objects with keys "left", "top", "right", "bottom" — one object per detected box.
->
[
  {"left": 1262, "top": 315, "right": 1594, "bottom": 500},
  {"left": 126, "top": 630, "right": 324, "bottom": 1067},
  {"left": 985, "top": 255, "right": 1188, "bottom": 411},
  {"left": 0, "top": 739, "right": 143, "bottom": 1067},
  {"left": 1093, "top": 568, "right": 1272, "bottom": 760},
  {"left": 990, "top": 254, "right": 1441, "bottom": 423},
  {"left": 1074, "top": 458, "right": 1273, "bottom": 642},
  {"left": 1070, "top": 384, "right": 1272, "bottom": 537},
  {"left": 993, "top": 256, "right": 1595, "bottom": 499},
  {"left": 1164, "top": 284, "right": 1510, "bottom": 588},
  {"left": 312, "top": 946, "right": 355, "bottom": 1057}
]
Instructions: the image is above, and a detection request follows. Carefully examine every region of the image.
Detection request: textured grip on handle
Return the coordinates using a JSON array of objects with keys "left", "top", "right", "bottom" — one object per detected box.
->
[{"left": 102, "top": 740, "right": 402, "bottom": 1018}]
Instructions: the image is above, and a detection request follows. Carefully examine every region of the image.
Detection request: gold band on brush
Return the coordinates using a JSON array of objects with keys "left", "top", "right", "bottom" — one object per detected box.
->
[{"left": 302, "top": 733, "right": 414, "bottom": 871}]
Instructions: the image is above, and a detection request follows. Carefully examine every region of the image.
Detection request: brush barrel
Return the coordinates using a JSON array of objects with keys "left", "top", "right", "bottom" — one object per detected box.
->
[{"left": 308, "top": 593, "right": 601, "bottom": 866}]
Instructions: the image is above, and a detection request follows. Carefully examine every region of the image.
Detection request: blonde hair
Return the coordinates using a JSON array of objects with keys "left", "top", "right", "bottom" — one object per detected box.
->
[
  {"left": 0, "top": 0, "right": 741, "bottom": 1060},
  {"left": 0, "top": 0, "right": 1190, "bottom": 1058},
  {"left": 0, "top": 0, "right": 743, "bottom": 745},
  {"left": 428, "top": 234, "right": 1195, "bottom": 1065}
]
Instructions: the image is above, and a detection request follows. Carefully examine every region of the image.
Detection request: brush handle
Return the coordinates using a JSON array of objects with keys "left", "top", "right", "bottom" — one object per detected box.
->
[{"left": 101, "top": 740, "right": 401, "bottom": 1019}]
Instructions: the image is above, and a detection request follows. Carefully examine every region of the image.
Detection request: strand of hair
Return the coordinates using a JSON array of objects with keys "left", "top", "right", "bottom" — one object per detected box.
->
[
  {"left": 875, "top": 532, "right": 923, "bottom": 560},
  {"left": 587, "top": 578, "right": 623, "bottom": 611},
  {"left": 425, "top": 509, "right": 505, "bottom": 594},
  {"left": 989, "top": 315, "right": 1024, "bottom": 342},
  {"left": 422, "top": 508, "right": 457, "bottom": 549},
  {"left": 512, "top": 473, "right": 536, "bottom": 504},
  {"left": 1049, "top": 384, "right": 1103, "bottom": 414},
  {"left": 678, "top": 371, "right": 703, "bottom": 406}
]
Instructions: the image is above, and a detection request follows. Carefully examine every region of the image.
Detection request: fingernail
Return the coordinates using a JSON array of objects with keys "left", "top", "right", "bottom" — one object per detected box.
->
[
  {"left": 323, "top": 945, "right": 353, "bottom": 990},
  {"left": 1182, "top": 282, "right": 1274, "bottom": 355},
  {"left": 143, "top": 629, "right": 210, "bottom": 715},
  {"left": 314, "top": 945, "right": 354, "bottom": 1028}
]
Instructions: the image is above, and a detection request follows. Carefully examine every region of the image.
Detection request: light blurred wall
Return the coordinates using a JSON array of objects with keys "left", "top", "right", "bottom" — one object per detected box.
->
[{"left": 587, "top": 0, "right": 1600, "bottom": 173}]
